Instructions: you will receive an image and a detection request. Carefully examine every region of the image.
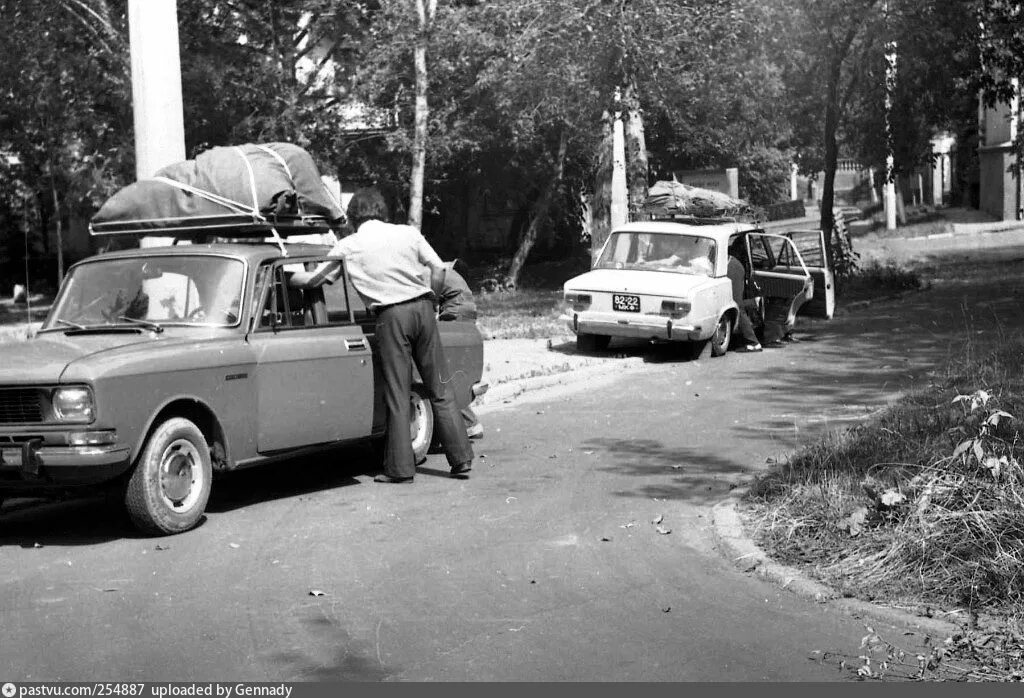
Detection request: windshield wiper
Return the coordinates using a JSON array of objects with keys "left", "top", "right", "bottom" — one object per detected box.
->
[
  {"left": 55, "top": 318, "right": 86, "bottom": 330},
  {"left": 117, "top": 316, "right": 164, "bottom": 333}
]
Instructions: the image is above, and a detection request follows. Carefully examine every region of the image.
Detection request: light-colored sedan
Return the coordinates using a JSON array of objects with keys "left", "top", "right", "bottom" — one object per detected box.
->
[{"left": 561, "top": 220, "right": 835, "bottom": 354}]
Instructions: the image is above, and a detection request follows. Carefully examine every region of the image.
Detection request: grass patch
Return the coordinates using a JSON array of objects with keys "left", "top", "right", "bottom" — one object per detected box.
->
[
  {"left": 476, "top": 289, "right": 569, "bottom": 340},
  {"left": 840, "top": 260, "right": 922, "bottom": 304},
  {"left": 746, "top": 335, "right": 1024, "bottom": 625}
]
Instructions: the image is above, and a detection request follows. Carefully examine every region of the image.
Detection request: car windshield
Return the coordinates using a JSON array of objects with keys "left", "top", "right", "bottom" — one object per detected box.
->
[
  {"left": 595, "top": 232, "right": 717, "bottom": 277},
  {"left": 43, "top": 255, "right": 246, "bottom": 330}
]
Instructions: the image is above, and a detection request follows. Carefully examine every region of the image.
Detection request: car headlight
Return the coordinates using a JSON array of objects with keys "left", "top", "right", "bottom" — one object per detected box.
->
[
  {"left": 52, "top": 387, "right": 95, "bottom": 423},
  {"left": 565, "top": 292, "right": 592, "bottom": 311}
]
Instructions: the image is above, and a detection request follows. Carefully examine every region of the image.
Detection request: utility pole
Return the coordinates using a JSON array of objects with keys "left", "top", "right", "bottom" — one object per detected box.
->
[
  {"left": 128, "top": 0, "right": 186, "bottom": 247},
  {"left": 883, "top": 1, "right": 898, "bottom": 231}
]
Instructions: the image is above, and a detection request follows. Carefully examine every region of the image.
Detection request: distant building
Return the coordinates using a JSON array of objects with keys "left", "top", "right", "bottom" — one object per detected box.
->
[{"left": 977, "top": 79, "right": 1022, "bottom": 220}]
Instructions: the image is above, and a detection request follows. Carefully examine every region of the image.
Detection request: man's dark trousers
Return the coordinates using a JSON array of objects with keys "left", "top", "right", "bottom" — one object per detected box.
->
[{"left": 375, "top": 297, "right": 473, "bottom": 479}]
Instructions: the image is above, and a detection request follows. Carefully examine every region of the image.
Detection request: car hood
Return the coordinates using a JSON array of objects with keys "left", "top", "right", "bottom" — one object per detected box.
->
[
  {"left": 563, "top": 269, "right": 716, "bottom": 297},
  {"left": 0, "top": 332, "right": 164, "bottom": 385}
]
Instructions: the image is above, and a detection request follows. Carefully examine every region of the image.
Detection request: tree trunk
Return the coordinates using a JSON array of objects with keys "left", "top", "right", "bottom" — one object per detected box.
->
[
  {"left": 49, "top": 168, "right": 64, "bottom": 284},
  {"left": 820, "top": 57, "right": 842, "bottom": 271},
  {"left": 505, "top": 131, "right": 568, "bottom": 288},
  {"left": 408, "top": 0, "right": 436, "bottom": 229},
  {"left": 895, "top": 178, "right": 907, "bottom": 225},
  {"left": 624, "top": 84, "right": 648, "bottom": 220},
  {"left": 590, "top": 111, "right": 615, "bottom": 265}
]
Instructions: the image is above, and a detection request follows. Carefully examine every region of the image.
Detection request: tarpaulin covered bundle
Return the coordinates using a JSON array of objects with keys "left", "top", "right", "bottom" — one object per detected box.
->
[
  {"left": 642, "top": 180, "right": 756, "bottom": 219},
  {"left": 91, "top": 142, "right": 345, "bottom": 235}
]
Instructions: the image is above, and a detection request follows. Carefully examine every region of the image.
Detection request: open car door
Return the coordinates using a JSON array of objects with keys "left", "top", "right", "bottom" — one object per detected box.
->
[
  {"left": 783, "top": 229, "right": 835, "bottom": 320},
  {"left": 744, "top": 232, "right": 815, "bottom": 321}
]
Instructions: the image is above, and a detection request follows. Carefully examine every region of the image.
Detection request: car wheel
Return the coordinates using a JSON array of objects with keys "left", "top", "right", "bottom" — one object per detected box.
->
[
  {"left": 577, "top": 333, "right": 611, "bottom": 352},
  {"left": 410, "top": 386, "right": 435, "bottom": 465},
  {"left": 710, "top": 314, "right": 732, "bottom": 357},
  {"left": 125, "top": 417, "right": 212, "bottom": 536}
]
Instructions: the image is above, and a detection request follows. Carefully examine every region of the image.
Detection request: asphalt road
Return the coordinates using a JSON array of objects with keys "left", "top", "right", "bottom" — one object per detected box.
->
[{"left": 3, "top": 245, "right": 1023, "bottom": 682}]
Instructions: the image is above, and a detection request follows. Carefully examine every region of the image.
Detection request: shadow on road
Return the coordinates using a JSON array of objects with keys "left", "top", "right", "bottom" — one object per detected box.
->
[
  {"left": 582, "top": 437, "right": 746, "bottom": 502},
  {"left": 205, "top": 444, "right": 375, "bottom": 514},
  {"left": 729, "top": 257, "right": 1024, "bottom": 447},
  {"left": 549, "top": 336, "right": 704, "bottom": 364},
  {"left": 0, "top": 496, "right": 141, "bottom": 546},
  {"left": 0, "top": 444, "right": 382, "bottom": 543}
]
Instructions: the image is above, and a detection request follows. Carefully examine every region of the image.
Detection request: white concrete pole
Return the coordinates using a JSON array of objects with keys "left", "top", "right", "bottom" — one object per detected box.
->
[
  {"left": 128, "top": 0, "right": 186, "bottom": 247},
  {"left": 610, "top": 88, "right": 628, "bottom": 228},
  {"left": 790, "top": 163, "right": 798, "bottom": 201}
]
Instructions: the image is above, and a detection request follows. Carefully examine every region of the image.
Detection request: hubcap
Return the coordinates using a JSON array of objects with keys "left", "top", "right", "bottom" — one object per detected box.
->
[
  {"left": 409, "top": 395, "right": 427, "bottom": 449},
  {"left": 159, "top": 439, "right": 201, "bottom": 508},
  {"left": 715, "top": 319, "right": 729, "bottom": 345}
]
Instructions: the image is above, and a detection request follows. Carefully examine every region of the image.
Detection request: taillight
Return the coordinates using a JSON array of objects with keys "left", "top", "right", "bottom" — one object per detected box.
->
[
  {"left": 565, "top": 292, "right": 592, "bottom": 311},
  {"left": 660, "top": 300, "right": 691, "bottom": 319}
]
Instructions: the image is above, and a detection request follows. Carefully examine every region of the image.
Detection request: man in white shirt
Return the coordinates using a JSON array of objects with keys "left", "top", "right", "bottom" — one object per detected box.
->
[{"left": 288, "top": 187, "right": 473, "bottom": 483}]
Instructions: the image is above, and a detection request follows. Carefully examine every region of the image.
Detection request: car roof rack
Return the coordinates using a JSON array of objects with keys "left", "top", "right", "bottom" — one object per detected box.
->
[
  {"left": 89, "top": 214, "right": 338, "bottom": 254},
  {"left": 645, "top": 212, "right": 759, "bottom": 225}
]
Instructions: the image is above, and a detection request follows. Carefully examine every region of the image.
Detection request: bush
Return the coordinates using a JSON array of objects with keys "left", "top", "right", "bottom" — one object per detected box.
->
[
  {"left": 737, "top": 146, "right": 792, "bottom": 207},
  {"left": 840, "top": 260, "right": 921, "bottom": 303}
]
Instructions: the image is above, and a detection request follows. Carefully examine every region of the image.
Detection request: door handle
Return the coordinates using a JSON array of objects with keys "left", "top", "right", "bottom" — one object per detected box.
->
[{"left": 345, "top": 339, "right": 367, "bottom": 351}]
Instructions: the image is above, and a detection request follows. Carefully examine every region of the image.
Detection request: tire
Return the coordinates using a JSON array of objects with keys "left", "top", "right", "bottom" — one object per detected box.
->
[
  {"left": 710, "top": 314, "right": 732, "bottom": 357},
  {"left": 577, "top": 333, "right": 611, "bottom": 352},
  {"left": 125, "top": 417, "right": 212, "bottom": 536},
  {"left": 409, "top": 386, "right": 435, "bottom": 465}
]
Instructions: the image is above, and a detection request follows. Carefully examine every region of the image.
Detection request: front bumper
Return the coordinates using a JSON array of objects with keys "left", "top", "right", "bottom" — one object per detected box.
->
[
  {"left": 472, "top": 381, "right": 489, "bottom": 399},
  {"left": 0, "top": 442, "right": 132, "bottom": 489},
  {"left": 561, "top": 312, "right": 706, "bottom": 342}
]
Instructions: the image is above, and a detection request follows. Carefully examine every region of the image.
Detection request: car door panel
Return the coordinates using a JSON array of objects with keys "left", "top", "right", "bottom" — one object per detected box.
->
[
  {"left": 746, "top": 233, "right": 813, "bottom": 302},
  {"left": 784, "top": 229, "right": 836, "bottom": 319},
  {"left": 251, "top": 263, "right": 374, "bottom": 453}
]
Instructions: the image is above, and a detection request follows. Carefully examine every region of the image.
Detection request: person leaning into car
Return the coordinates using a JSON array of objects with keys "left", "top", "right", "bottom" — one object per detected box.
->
[
  {"left": 436, "top": 259, "right": 484, "bottom": 439},
  {"left": 287, "top": 187, "right": 474, "bottom": 484}
]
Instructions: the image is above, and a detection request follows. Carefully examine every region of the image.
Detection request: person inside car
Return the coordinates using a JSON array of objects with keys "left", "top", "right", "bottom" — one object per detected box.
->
[{"left": 726, "top": 242, "right": 761, "bottom": 352}]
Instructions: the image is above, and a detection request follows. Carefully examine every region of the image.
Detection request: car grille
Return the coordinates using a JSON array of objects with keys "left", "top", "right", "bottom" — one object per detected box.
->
[{"left": 0, "top": 388, "right": 44, "bottom": 424}]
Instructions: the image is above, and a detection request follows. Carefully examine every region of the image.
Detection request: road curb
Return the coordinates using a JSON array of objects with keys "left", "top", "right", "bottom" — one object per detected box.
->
[
  {"left": 710, "top": 487, "right": 964, "bottom": 638},
  {"left": 475, "top": 359, "right": 641, "bottom": 409}
]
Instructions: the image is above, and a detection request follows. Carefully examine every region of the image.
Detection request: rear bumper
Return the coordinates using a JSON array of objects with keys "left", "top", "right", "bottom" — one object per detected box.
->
[
  {"left": 561, "top": 312, "right": 706, "bottom": 342},
  {"left": 0, "top": 443, "right": 132, "bottom": 489}
]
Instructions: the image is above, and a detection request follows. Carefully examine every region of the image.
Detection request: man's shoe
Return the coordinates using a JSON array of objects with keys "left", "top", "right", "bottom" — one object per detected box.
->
[
  {"left": 735, "top": 343, "right": 762, "bottom": 353},
  {"left": 450, "top": 461, "right": 472, "bottom": 478},
  {"left": 373, "top": 474, "right": 414, "bottom": 484},
  {"left": 782, "top": 333, "right": 800, "bottom": 343},
  {"left": 466, "top": 423, "right": 484, "bottom": 439},
  {"left": 764, "top": 339, "right": 786, "bottom": 348}
]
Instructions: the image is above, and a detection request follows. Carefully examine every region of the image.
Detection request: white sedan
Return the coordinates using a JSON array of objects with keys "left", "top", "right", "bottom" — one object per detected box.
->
[{"left": 561, "top": 220, "right": 835, "bottom": 355}]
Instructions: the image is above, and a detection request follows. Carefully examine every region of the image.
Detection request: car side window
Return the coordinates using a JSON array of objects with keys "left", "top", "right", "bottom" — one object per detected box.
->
[
  {"left": 786, "top": 230, "right": 826, "bottom": 267},
  {"left": 748, "top": 235, "right": 773, "bottom": 271},
  {"left": 259, "top": 265, "right": 308, "bottom": 329},
  {"left": 308, "top": 258, "right": 367, "bottom": 326},
  {"left": 321, "top": 276, "right": 359, "bottom": 325}
]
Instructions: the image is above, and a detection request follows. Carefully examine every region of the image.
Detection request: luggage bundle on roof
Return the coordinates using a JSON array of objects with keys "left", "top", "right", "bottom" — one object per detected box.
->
[
  {"left": 90, "top": 142, "right": 345, "bottom": 239},
  {"left": 642, "top": 180, "right": 760, "bottom": 222}
]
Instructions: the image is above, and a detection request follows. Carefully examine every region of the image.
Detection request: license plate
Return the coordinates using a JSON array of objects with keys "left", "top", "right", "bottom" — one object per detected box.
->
[{"left": 612, "top": 294, "right": 640, "bottom": 312}]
